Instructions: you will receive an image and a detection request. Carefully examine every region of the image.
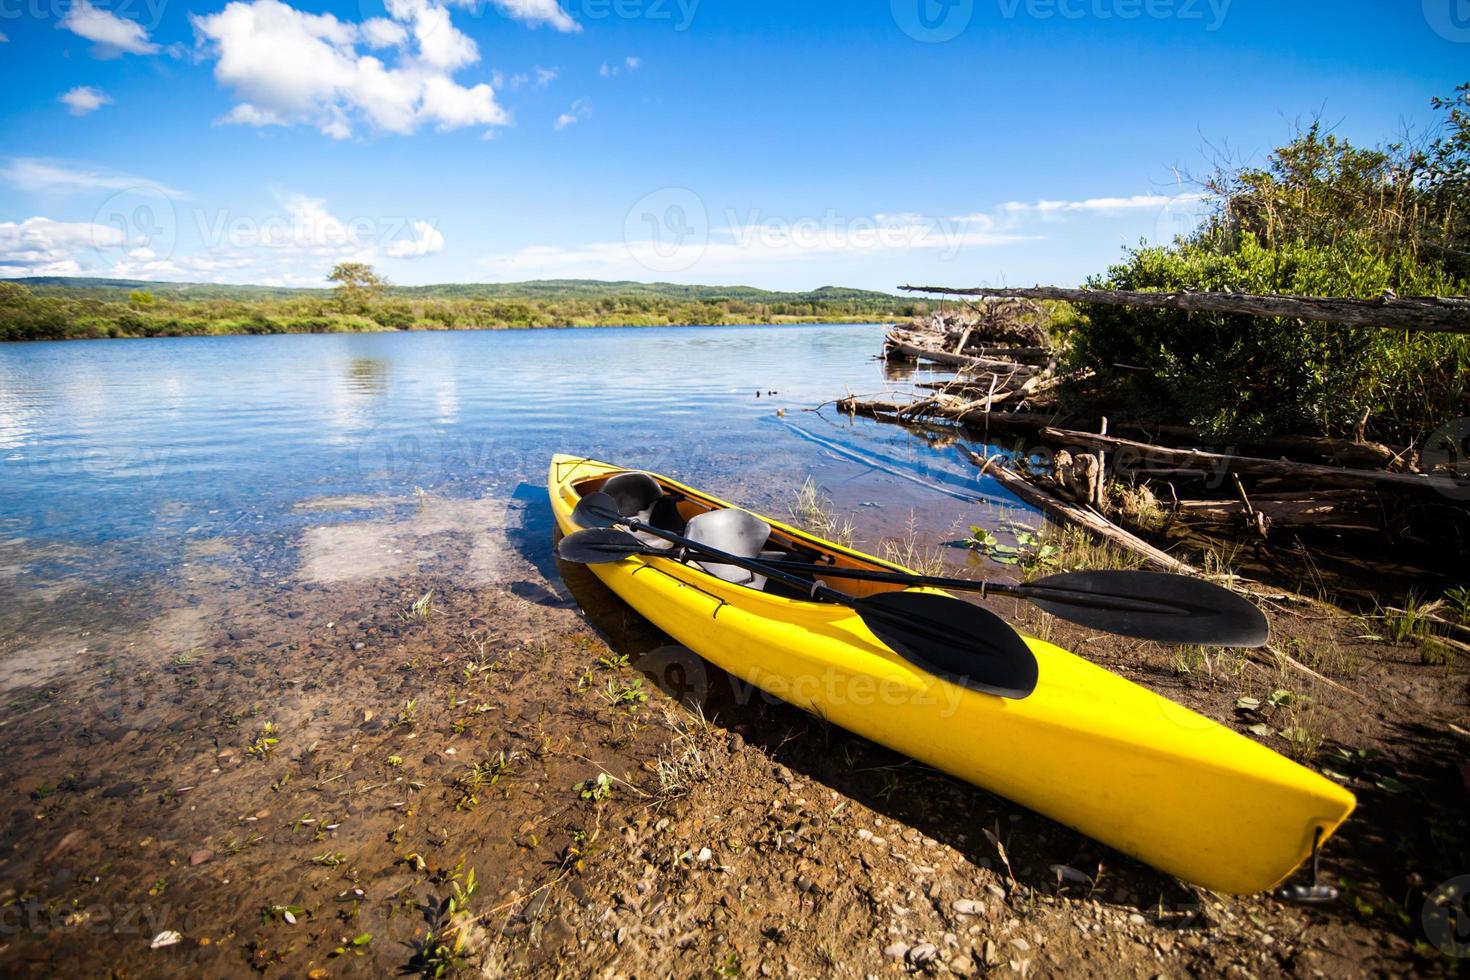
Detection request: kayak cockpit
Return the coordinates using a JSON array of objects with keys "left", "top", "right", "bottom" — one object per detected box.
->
[{"left": 570, "top": 471, "right": 909, "bottom": 600}]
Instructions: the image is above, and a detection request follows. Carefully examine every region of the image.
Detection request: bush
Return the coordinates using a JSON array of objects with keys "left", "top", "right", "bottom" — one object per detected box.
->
[{"left": 1066, "top": 86, "right": 1470, "bottom": 444}]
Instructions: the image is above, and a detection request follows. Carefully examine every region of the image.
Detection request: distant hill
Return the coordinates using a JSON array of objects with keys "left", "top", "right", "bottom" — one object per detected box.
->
[
  {"left": 1, "top": 276, "right": 926, "bottom": 341},
  {"left": 6, "top": 276, "right": 909, "bottom": 306}
]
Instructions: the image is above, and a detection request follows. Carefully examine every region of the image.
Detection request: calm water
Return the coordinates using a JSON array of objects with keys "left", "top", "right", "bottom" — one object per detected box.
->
[{"left": 0, "top": 324, "right": 1026, "bottom": 588}]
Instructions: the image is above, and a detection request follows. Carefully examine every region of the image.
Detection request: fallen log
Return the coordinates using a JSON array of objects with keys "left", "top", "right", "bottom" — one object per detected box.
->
[
  {"left": 963, "top": 450, "right": 1198, "bottom": 575},
  {"left": 1039, "top": 427, "right": 1466, "bottom": 496},
  {"left": 900, "top": 284, "right": 1470, "bottom": 335}
]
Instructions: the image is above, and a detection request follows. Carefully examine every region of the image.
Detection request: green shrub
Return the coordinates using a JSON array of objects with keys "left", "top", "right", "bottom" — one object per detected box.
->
[{"left": 1066, "top": 86, "right": 1470, "bottom": 443}]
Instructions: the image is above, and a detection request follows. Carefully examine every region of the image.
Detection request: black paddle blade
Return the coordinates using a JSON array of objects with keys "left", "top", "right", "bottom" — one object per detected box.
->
[
  {"left": 856, "top": 591, "right": 1039, "bottom": 700},
  {"left": 558, "top": 528, "right": 650, "bottom": 565},
  {"left": 1027, "top": 570, "right": 1270, "bottom": 648},
  {"left": 571, "top": 491, "right": 626, "bottom": 529}
]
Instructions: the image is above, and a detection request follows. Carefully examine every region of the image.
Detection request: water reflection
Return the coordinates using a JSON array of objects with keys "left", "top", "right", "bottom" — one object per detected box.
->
[
  {"left": 0, "top": 324, "right": 1024, "bottom": 589},
  {"left": 343, "top": 357, "right": 389, "bottom": 394}
]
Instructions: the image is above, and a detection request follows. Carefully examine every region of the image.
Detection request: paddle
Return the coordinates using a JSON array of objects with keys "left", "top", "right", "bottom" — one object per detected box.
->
[
  {"left": 563, "top": 500, "right": 1270, "bottom": 648},
  {"left": 564, "top": 494, "right": 1039, "bottom": 699}
]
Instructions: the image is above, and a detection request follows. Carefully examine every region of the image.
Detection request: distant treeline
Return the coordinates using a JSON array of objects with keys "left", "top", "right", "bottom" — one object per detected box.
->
[{"left": 0, "top": 277, "right": 928, "bottom": 342}]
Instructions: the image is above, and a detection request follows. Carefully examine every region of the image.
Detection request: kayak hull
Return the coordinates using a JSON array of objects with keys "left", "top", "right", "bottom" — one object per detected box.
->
[{"left": 548, "top": 454, "right": 1355, "bottom": 894}]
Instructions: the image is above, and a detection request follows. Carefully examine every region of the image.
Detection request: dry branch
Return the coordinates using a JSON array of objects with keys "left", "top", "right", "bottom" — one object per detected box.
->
[
  {"left": 1040, "top": 427, "right": 1465, "bottom": 496},
  {"left": 900, "top": 284, "right": 1470, "bottom": 334},
  {"left": 963, "top": 450, "right": 1197, "bottom": 575}
]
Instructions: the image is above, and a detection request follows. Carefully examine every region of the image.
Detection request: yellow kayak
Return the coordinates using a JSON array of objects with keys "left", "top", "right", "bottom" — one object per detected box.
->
[{"left": 548, "top": 454, "right": 1355, "bottom": 894}]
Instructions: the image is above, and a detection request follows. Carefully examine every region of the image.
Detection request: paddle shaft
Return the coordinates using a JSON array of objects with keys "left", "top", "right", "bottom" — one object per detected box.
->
[
  {"left": 681, "top": 555, "right": 1181, "bottom": 616},
  {"left": 614, "top": 517, "right": 854, "bottom": 607}
]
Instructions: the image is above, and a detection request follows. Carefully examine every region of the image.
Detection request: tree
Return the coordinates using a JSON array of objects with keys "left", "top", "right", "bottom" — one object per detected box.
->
[{"left": 327, "top": 262, "right": 387, "bottom": 312}]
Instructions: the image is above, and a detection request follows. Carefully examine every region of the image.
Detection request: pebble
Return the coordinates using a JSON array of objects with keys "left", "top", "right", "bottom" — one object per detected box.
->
[
  {"left": 907, "top": 943, "right": 939, "bottom": 966},
  {"left": 985, "top": 883, "right": 1007, "bottom": 899},
  {"left": 1009, "top": 938, "right": 1031, "bottom": 952},
  {"left": 882, "top": 942, "right": 910, "bottom": 960},
  {"left": 952, "top": 899, "right": 986, "bottom": 916},
  {"left": 696, "top": 847, "right": 713, "bottom": 863},
  {"left": 1129, "top": 913, "right": 1147, "bottom": 926},
  {"left": 189, "top": 849, "right": 214, "bottom": 866},
  {"left": 950, "top": 953, "right": 976, "bottom": 976}
]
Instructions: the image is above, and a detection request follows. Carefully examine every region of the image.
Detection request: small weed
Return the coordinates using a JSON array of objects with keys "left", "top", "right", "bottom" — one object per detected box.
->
[
  {"left": 574, "top": 772, "right": 613, "bottom": 802},
  {"left": 312, "top": 852, "right": 347, "bottom": 868},
  {"left": 387, "top": 755, "right": 404, "bottom": 768},
  {"left": 602, "top": 677, "right": 649, "bottom": 712},
  {"left": 789, "top": 477, "right": 856, "bottom": 547},
  {"left": 402, "top": 590, "right": 435, "bottom": 624},
  {"left": 246, "top": 722, "right": 280, "bottom": 759},
  {"left": 395, "top": 699, "right": 419, "bottom": 728},
  {"left": 1446, "top": 586, "right": 1470, "bottom": 624},
  {"left": 453, "top": 751, "right": 519, "bottom": 811},
  {"left": 598, "top": 652, "right": 631, "bottom": 671},
  {"left": 410, "top": 865, "right": 478, "bottom": 977},
  {"left": 879, "top": 511, "right": 946, "bottom": 576},
  {"left": 330, "top": 932, "right": 372, "bottom": 958}
]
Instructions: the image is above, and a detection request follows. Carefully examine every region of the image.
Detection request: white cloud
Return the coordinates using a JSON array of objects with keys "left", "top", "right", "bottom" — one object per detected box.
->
[
  {"left": 59, "top": 0, "right": 159, "bottom": 56},
  {"left": 488, "top": 0, "right": 578, "bottom": 32},
  {"left": 999, "top": 193, "right": 1208, "bottom": 214},
  {"left": 60, "top": 86, "right": 113, "bottom": 116},
  {"left": 535, "top": 66, "right": 558, "bottom": 87},
  {"left": 192, "top": 0, "right": 508, "bottom": 139},
  {"left": 5, "top": 195, "right": 446, "bottom": 284},
  {"left": 386, "top": 220, "right": 444, "bottom": 257},
  {"left": 2, "top": 157, "right": 181, "bottom": 197},
  {"left": 0, "top": 217, "right": 127, "bottom": 278},
  {"left": 600, "top": 56, "right": 641, "bottom": 78},
  {"left": 554, "top": 98, "right": 589, "bottom": 130}
]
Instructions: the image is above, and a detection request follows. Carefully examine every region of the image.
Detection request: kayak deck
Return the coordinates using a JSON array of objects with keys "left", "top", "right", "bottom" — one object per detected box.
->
[{"left": 548, "top": 454, "right": 1356, "bottom": 894}]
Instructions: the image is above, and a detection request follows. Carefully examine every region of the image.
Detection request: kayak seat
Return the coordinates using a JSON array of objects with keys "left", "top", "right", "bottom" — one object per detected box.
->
[
  {"left": 601, "top": 472, "right": 663, "bottom": 521},
  {"left": 685, "top": 508, "right": 772, "bottom": 591},
  {"left": 635, "top": 494, "right": 687, "bottom": 551}
]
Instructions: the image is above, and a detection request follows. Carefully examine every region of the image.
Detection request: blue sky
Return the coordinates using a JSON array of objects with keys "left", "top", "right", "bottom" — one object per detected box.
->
[{"left": 0, "top": 0, "right": 1466, "bottom": 291}]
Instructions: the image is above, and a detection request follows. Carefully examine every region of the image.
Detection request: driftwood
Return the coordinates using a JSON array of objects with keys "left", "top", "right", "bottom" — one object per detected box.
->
[
  {"left": 1171, "top": 495, "right": 1377, "bottom": 531},
  {"left": 901, "top": 284, "right": 1470, "bottom": 335},
  {"left": 885, "top": 334, "right": 1044, "bottom": 375},
  {"left": 965, "top": 450, "right": 1198, "bottom": 575},
  {"left": 1040, "top": 427, "right": 1465, "bottom": 496}
]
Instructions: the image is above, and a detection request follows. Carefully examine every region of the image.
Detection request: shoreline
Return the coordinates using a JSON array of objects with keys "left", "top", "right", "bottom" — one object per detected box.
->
[
  {"left": 0, "top": 481, "right": 1451, "bottom": 976},
  {"left": 0, "top": 316, "right": 899, "bottom": 345}
]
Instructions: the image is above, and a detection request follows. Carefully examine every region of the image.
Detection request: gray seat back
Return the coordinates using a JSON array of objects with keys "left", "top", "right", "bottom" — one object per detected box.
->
[{"left": 685, "top": 509, "right": 771, "bottom": 590}]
